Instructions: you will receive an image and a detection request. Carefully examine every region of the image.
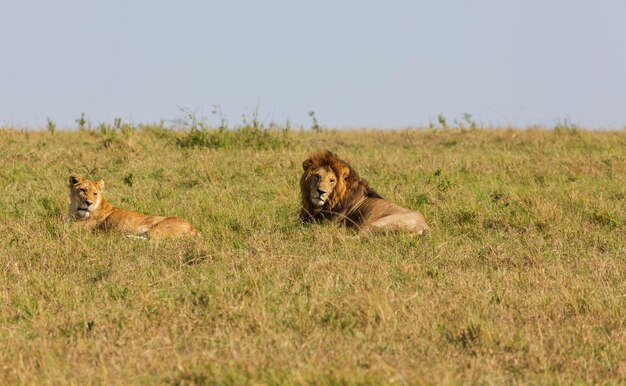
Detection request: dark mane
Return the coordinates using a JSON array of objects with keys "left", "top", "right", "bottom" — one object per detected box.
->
[{"left": 299, "top": 151, "right": 383, "bottom": 226}]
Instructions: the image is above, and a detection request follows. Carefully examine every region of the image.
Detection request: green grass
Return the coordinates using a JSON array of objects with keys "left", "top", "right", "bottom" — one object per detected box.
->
[{"left": 0, "top": 126, "right": 624, "bottom": 384}]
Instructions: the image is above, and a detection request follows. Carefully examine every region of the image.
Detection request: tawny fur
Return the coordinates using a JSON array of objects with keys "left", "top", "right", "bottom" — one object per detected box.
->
[
  {"left": 66, "top": 173, "right": 197, "bottom": 240},
  {"left": 299, "top": 151, "right": 429, "bottom": 235}
]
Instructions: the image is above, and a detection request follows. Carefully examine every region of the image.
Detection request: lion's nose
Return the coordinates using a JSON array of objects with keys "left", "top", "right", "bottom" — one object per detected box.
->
[
  {"left": 85, "top": 200, "right": 93, "bottom": 206},
  {"left": 317, "top": 189, "right": 327, "bottom": 197}
]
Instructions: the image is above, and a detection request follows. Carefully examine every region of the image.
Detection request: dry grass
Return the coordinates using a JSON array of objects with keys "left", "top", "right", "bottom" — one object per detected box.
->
[{"left": 0, "top": 126, "right": 624, "bottom": 385}]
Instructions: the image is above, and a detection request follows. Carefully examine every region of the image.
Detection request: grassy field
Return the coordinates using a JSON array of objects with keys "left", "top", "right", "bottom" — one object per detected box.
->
[{"left": 0, "top": 125, "right": 624, "bottom": 385}]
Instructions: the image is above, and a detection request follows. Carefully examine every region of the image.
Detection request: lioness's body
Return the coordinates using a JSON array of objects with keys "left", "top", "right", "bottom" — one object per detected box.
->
[
  {"left": 66, "top": 173, "right": 197, "bottom": 240},
  {"left": 299, "top": 151, "right": 429, "bottom": 235}
]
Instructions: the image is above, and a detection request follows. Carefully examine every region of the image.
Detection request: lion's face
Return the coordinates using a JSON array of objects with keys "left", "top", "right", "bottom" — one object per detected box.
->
[
  {"left": 301, "top": 152, "right": 351, "bottom": 211},
  {"left": 69, "top": 173, "right": 104, "bottom": 219},
  {"left": 307, "top": 167, "right": 338, "bottom": 207}
]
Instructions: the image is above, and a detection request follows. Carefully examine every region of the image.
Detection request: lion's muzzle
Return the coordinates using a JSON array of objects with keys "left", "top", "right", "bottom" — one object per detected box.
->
[
  {"left": 76, "top": 202, "right": 96, "bottom": 218},
  {"left": 311, "top": 188, "right": 328, "bottom": 207}
]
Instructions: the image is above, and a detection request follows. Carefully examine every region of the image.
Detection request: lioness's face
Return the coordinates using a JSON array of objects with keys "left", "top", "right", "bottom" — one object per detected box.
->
[
  {"left": 69, "top": 173, "right": 104, "bottom": 219},
  {"left": 308, "top": 167, "right": 337, "bottom": 207}
]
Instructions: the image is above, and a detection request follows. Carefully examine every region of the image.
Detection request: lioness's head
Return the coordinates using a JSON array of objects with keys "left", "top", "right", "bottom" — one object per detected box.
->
[
  {"left": 300, "top": 151, "right": 351, "bottom": 210},
  {"left": 68, "top": 173, "right": 104, "bottom": 219}
]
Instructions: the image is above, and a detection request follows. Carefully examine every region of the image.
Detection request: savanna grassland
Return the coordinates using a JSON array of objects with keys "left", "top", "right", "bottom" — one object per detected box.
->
[{"left": 0, "top": 124, "right": 624, "bottom": 385}]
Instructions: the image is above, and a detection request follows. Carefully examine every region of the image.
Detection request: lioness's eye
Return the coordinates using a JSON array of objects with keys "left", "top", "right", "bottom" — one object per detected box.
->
[
  {"left": 330, "top": 179, "right": 336, "bottom": 183},
  {"left": 93, "top": 192, "right": 98, "bottom": 195}
]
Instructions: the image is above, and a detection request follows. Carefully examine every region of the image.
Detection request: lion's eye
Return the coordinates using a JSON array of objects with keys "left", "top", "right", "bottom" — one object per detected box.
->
[
  {"left": 81, "top": 189, "right": 87, "bottom": 194},
  {"left": 93, "top": 192, "right": 98, "bottom": 195}
]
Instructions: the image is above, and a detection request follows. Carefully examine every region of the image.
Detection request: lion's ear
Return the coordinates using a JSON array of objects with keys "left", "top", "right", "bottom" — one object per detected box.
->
[
  {"left": 69, "top": 173, "right": 83, "bottom": 185},
  {"left": 96, "top": 179, "right": 105, "bottom": 190},
  {"left": 339, "top": 164, "right": 350, "bottom": 180},
  {"left": 302, "top": 159, "right": 312, "bottom": 171}
]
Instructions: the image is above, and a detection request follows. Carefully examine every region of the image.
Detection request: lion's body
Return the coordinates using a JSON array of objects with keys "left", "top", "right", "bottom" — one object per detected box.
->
[
  {"left": 299, "top": 151, "right": 429, "bottom": 235},
  {"left": 66, "top": 173, "right": 197, "bottom": 240}
]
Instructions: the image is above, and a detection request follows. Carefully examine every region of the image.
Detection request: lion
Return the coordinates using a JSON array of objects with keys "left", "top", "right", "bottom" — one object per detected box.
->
[
  {"left": 299, "top": 151, "right": 429, "bottom": 235},
  {"left": 65, "top": 173, "right": 198, "bottom": 240}
]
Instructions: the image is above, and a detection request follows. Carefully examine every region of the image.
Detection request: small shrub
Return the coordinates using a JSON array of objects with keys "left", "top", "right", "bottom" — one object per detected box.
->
[
  {"left": 123, "top": 173, "right": 135, "bottom": 187},
  {"left": 309, "top": 111, "right": 321, "bottom": 132},
  {"left": 437, "top": 114, "right": 447, "bottom": 128},
  {"left": 454, "top": 113, "right": 478, "bottom": 129},
  {"left": 75, "top": 113, "right": 88, "bottom": 131},
  {"left": 46, "top": 118, "right": 56, "bottom": 134},
  {"left": 554, "top": 118, "right": 579, "bottom": 133},
  {"left": 176, "top": 108, "right": 290, "bottom": 150}
]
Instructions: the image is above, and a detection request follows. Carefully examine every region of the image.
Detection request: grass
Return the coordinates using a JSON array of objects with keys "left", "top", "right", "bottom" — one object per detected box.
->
[{"left": 0, "top": 125, "right": 624, "bottom": 384}]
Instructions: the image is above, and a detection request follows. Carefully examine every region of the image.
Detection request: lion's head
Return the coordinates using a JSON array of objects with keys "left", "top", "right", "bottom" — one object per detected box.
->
[
  {"left": 68, "top": 173, "right": 104, "bottom": 219},
  {"left": 300, "top": 151, "right": 355, "bottom": 215}
]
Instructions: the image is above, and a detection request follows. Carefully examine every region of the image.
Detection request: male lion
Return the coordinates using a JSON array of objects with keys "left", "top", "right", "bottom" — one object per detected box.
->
[
  {"left": 65, "top": 173, "right": 197, "bottom": 239},
  {"left": 299, "top": 151, "right": 429, "bottom": 235}
]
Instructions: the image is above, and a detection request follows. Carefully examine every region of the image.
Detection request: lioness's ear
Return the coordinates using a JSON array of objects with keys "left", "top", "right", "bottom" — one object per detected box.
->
[
  {"left": 69, "top": 173, "right": 82, "bottom": 185},
  {"left": 96, "top": 179, "right": 105, "bottom": 190},
  {"left": 302, "top": 159, "right": 312, "bottom": 171}
]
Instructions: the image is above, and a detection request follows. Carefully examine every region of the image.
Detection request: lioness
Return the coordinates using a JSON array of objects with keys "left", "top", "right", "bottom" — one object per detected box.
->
[
  {"left": 66, "top": 173, "right": 197, "bottom": 239},
  {"left": 299, "top": 151, "right": 429, "bottom": 234}
]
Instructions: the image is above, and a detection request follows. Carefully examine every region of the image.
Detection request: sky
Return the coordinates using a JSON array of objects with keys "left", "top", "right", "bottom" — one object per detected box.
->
[{"left": 1, "top": 0, "right": 625, "bottom": 129}]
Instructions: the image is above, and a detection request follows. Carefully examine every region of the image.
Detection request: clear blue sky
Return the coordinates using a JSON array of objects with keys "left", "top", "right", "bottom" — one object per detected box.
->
[{"left": 2, "top": 0, "right": 625, "bottom": 129}]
